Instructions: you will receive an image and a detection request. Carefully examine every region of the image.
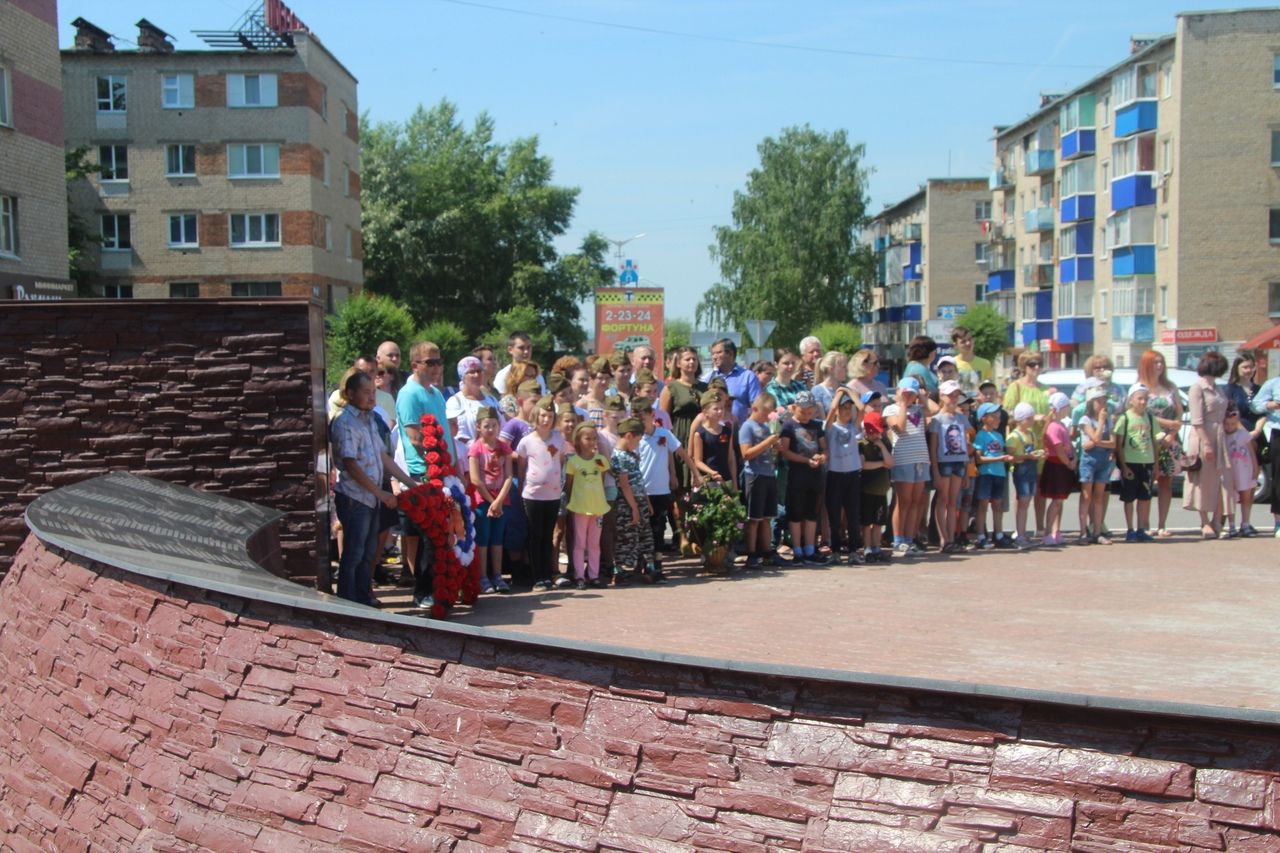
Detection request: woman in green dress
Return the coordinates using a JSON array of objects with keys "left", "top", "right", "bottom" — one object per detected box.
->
[{"left": 660, "top": 346, "right": 708, "bottom": 552}]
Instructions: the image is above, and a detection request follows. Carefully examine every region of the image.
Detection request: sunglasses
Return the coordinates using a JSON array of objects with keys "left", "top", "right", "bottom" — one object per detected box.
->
[
  {"left": 414, "top": 358, "right": 443, "bottom": 367},
  {"left": 376, "top": 369, "right": 387, "bottom": 376},
  {"left": 1026, "top": 362, "right": 1042, "bottom": 368}
]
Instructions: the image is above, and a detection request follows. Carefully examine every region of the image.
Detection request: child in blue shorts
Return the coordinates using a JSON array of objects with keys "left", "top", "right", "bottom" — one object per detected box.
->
[
  {"left": 974, "top": 402, "right": 1015, "bottom": 549},
  {"left": 1007, "top": 402, "right": 1043, "bottom": 547},
  {"left": 1078, "top": 387, "right": 1117, "bottom": 544}
]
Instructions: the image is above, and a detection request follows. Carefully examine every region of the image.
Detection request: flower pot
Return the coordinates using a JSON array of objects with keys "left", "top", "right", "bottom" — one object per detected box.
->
[{"left": 702, "top": 545, "right": 730, "bottom": 575}]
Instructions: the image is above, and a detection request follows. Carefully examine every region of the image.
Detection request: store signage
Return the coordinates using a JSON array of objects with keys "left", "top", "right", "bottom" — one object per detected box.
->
[{"left": 1159, "top": 328, "right": 1217, "bottom": 344}]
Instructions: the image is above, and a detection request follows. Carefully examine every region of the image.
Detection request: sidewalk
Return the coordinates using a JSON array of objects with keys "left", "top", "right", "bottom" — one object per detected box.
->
[{"left": 379, "top": 533, "right": 1280, "bottom": 716}]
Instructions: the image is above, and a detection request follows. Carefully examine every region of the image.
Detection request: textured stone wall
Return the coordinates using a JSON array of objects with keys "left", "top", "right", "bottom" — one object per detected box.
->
[
  {"left": 1, "top": 535, "right": 1277, "bottom": 852},
  {"left": 0, "top": 300, "right": 327, "bottom": 579}
]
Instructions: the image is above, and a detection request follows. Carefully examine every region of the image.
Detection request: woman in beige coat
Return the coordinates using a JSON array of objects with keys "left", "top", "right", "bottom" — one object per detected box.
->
[{"left": 1183, "top": 351, "right": 1233, "bottom": 537}]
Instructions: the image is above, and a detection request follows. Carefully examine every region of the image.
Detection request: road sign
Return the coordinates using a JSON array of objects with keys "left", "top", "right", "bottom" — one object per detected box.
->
[
  {"left": 743, "top": 319, "right": 776, "bottom": 348},
  {"left": 618, "top": 259, "right": 639, "bottom": 285}
]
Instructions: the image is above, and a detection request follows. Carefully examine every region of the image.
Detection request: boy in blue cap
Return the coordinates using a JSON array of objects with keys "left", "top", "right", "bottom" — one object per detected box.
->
[{"left": 974, "top": 401, "right": 1015, "bottom": 549}]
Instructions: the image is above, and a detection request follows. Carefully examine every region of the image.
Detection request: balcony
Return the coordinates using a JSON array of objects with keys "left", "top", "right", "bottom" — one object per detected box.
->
[
  {"left": 1024, "top": 207, "right": 1055, "bottom": 232},
  {"left": 1112, "top": 174, "right": 1156, "bottom": 210},
  {"left": 1115, "top": 101, "right": 1158, "bottom": 138},
  {"left": 987, "top": 269, "right": 1015, "bottom": 293},
  {"left": 1113, "top": 314, "right": 1156, "bottom": 343},
  {"left": 1059, "top": 256, "right": 1094, "bottom": 284},
  {"left": 1024, "top": 263, "right": 1055, "bottom": 288},
  {"left": 1111, "top": 245, "right": 1156, "bottom": 277},
  {"left": 1025, "top": 148, "right": 1055, "bottom": 175},
  {"left": 903, "top": 223, "right": 922, "bottom": 241},
  {"left": 1061, "top": 129, "right": 1096, "bottom": 160},
  {"left": 1060, "top": 193, "right": 1095, "bottom": 223},
  {"left": 1057, "top": 318, "right": 1094, "bottom": 345},
  {"left": 989, "top": 167, "right": 1014, "bottom": 190},
  {"left": 904, "top": 304, "right": 923, "bottom": 322}
]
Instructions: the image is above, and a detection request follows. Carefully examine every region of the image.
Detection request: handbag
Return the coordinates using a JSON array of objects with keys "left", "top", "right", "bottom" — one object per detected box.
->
[{"left": 1178, "top": 450, "right": 1202, "bottom": 473}]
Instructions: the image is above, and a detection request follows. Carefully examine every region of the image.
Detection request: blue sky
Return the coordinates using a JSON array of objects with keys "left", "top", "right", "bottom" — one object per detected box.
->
[{"left": 62, "top": 0, "right": 1274, "bottom": 336}]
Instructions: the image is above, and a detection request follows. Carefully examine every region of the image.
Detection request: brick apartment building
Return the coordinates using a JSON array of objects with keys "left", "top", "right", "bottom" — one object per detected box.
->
[
  {"left": 0, "top": 0, "right": 74, "bottom": 301},
  {"left": 988, "top": 8, "right": 1280, "bottom": 370},
  {"left": 61, "top": 13, "right": 361, "bottom": 308},
  {"left": 861, "top": 178, "right": 991, "bottom": 362}
]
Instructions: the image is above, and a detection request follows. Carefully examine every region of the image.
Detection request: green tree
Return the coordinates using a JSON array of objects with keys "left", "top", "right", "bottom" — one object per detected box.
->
[
  {"left": 480, "top": 306, "right": 556, "bottom": 369},
  {"left": 416, "top": 319, "right": 468, "bottom": 372},
  {"left": 360, "top": 101, "right": 613, "bottom": 348},
  {"left": 66, "top": 146, "right": 99, "bottom": 295},
  {"left": 664, "top": 318, "right": 693, "bottom": 353},
  {"left": 703, "top": 125, "right": 873, "bottom": 347},
  {"left": 951, "top": 305, "right": 1010, "bottom": 363},
  {"left": 810, "top": 321, "right": 862, "bottom": 355},
  {"left": 325, "top": 294, "right": 415, "bottom": 386}
]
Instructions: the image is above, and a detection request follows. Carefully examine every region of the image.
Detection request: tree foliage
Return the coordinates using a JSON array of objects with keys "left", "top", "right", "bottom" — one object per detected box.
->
[
  {"left": 810, "top": 321, "right": 862, "bottom": 355},
  {"left": 703, "top": 125, "right": 873, "bottom": 348},
  {"left": 480, "top": 306, "right": 556, "bottom": 368},
  {"left": 325, "top": 294, "right": 415, "bottom": 385},
  {"left": 951, "top": 304, "right": 1010, "bottom": 363},
  {"left": 417, "top": 319, "right": 469, "bottom": 372},
  {"left": 664, "top": 318, "right": 693, "bottom": 353},
  {"left": 360, "top": 100, "right": 613, "bottom": 351},
  {"left": 66, "top": 146, "right": 99, "bottom": 295}
]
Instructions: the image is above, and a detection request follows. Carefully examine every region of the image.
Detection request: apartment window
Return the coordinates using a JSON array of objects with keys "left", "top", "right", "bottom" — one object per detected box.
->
[
  {"left": 1271, "top": 282, "right": 1280, "bottom": 316},
  {"left": 974, "top": 200, "right": 992, "bottom": 221},
  {"left": 1060, "top": 226, "right": 1076, "bottom": 259},
  {"left": 1160, "top": 138, "right": 1172, "bottom": 175},
  {"left": 1271, "top": 130, "right": 1280, "bottom": 167},
  {"left": 227, "top": 73, "right": 277, "bottom": 107},
  {"left": 1098, "top": 225, "right": 1108, "bottom": 259},
  {"left": 1020, "top": 292, "right": 1040, "bottom": 320},
  {"left": 0, "top": 195, "right": 16, "bottom": 257},
  {"left": 345, "top": 227, "right": 354, "bottom": 261},
  {"left": 101, "top": 214, "right": 131, "bottom": 251},
  {"left": 974, "top": 283, "right": 986, "bottom": 303},
  {"left": 1098, "top": 289, "right": 1109, "bottom": 323},
  {"left": 165, "top": 143, "right": 196, "bottom": 177},
  {"left": 99, "top": 145, "right": 128, "bottom": 181},
  {"left": 161, "top": 73, "right": 194, "bottom": 109},
  {"left": 167, "top": 213, "right": 198, "bottom": 248},
  {"left": 1109, "top": 208, "right": 1156, "bottom": 248},
  {"left": 229, "top": 213, "right": 280, "bottom": 247},
  {"left": 1100, "top": 95, "right": 1110, "bottom": 127},
  {"left": 1271, "top": 209, "right": 1280, "bottom": 244},
  {"left": 342, "top": 165, "right": 350, "bottom": 197},
  {"left": 1113, "top": 277, "right": 1154, "bottom": 315},
  {"left": 0, "top": 67, "right": 11, "bottom": 127},
  {"left": 1101, "top": 159, "right": 1110, "bottom": 192},
  {"left": 974, "top": 242, "right": 988, "bottom": 264},
  {"left": 324, "top": 216, "right": 332, "bottom": 251},
  {"left": 1058, "top": 281, "right": 1093, "bottom": 317},
  {"left": 1060, "top": 159, "right": 1095, "bottom": 197},
  {"left": 1112, "top": 62, "right": 1156, "bottom": 107},
  {"left": 322, "top": 151, "right": 330, "bottom": 187},
  {"left": 1161, "top": 63, "right": 1173, "bottom": 98},
  {"left": 1159, "top": 284, "right": 1170, "bottom": 320},
  {"left": 228, "top": 143, "right": 280, "bottom": 178},
  {"left": 169, "top": 281, "right": 199, "bottom": 298},
  {"left": 231, "top": 281, "right": 282, "bottom": 297},
  {"left": 1159, "top": 214, "right": 1170, "bottom": 249},
  {"left": 1113, "top": 135, "right": 1156, "bottom": 177},
  {"left": 1274, "top": 55, "right": 1280, "bottom": 88},
  {"left": 96, "top": 75, "right": 127, "bottom": 112},
  {"left": 103, "top": 284, "right": 133, "bottom": 299}
]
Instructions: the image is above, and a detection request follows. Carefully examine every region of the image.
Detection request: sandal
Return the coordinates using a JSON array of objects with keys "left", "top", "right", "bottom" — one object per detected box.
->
[{"left": 1155, "top": 528, "right": 1173, "bottom": 539}]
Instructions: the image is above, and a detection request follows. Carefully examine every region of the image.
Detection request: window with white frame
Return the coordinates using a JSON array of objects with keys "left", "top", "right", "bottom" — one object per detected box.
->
[
  {"left": 0, "top": 195, "right": 16, "bottom": 257},
  {"left": 974, "top": 200, "right": 992, "bottom": 221},
  {"left": 1100, "top": 94, "right": 1110, "bottom": 127},
  {"left": 1113, "top": 277, "right": 1154, "bottom": 315},
  {"left": 1098, "top": 225, "right": 1108, "bottom": 259},
  {"left": 974, "top": 242, "right": 988, "bottom": 264},
  {"left": 1112, "top": 135, "right": 1155, "bottom": 177},
  {"left": 0, "top": 67, "right": 11, "bottom": 127},
  {"left": 101, "top": 214, "right": 131, "bottom": 251},
  {"left": 1159, "top": 284, "right": 1169, "bottom": 320},
  {"left": 165, "top": 143, "right": 196, "bottom": 177},
  {"left": 1060, "top": 158, "right": 1095, "bottom": 197},
  {"left": 1057, "top": 281, "right": 1092, "bottom": 317},
  {"left": 1038, "top": 238, "right": 1052, "bottom": 264},
  {"left": 167, "top": 213, "right": 198, "bottom": 247},
  {"left": 1060, "top": 225, "right": 1077, "bottom": 259},
  {"left": 1098, "top": 289, "right": 1109, "bottom": 323},
  {"left": 1112, "top": 62, "right": 1156, "bottom": 107},
  {"left": 96, "top": 75, "right": 127, "bottom": 112},
  {"left": 1271, "top": 130, "right": 1280, "bottom": 167},
  {"left": 1159, "top": 214, "right": 1169, "bottom": 249},
  {"left": 1161, "top": 63, "right": 1173, "bottom": 98},
  {"left": 227, "top": 73, "right": 277, "bottom": 107},
  {"left": 990, "top": 294, "right": 1013, "bottom": 320},
  {"left": 1160, "top": 137, "right": 1172, "bottom": 174},
  {"left": 161, "top": 73, "right": 194, "bottom": 109},
  {"left": 229, "top": 213, "right": 280, "bottom": 247},
  {"left": 1020, "top": 293, "right": 1040, "bottom": 321},
  {"left": 1101, "top": 159, "right": 1110, "bottom": 192},
  {"left": 99, "top": 145, "right": 128, "bottom": 181},
  {"left": 227, "top": 143, "right": 280, "bottom": 178},
  {"left": 907, "top": 281, "right": 922, "bottom": 304},
  {"left": 345, "top": 227, "right": 354, "bottom": 261},
  {"left": 1108, "top": 208, "right": 1155, "bottom": 248}
]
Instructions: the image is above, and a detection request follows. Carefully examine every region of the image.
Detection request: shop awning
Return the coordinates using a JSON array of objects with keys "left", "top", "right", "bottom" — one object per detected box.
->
[{"left": 1241, "top": 324, "right": 1280, "bottom": 350}]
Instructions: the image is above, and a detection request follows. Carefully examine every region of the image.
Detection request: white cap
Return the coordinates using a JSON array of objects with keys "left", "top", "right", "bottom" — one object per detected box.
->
[
  {"left": 1048, "top": 391, "right": 1071, "bottom": 411},
  {"left": 1013, "top": 402, "right": 1036, "bottom": 421},
  {"left": 938, "top": 379, "right": 962, "bottom": 396},
  {"left": 1127, "top": 382, "right": 1150, "bottom": 400}
]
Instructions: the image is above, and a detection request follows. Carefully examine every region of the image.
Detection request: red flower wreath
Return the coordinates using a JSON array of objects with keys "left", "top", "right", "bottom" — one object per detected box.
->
[{"left": 398, "top": 414, "right": 480, "bottom": 618}]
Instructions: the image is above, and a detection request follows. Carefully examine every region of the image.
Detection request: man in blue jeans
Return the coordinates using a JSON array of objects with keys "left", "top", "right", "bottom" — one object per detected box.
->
[{"left": 331, "top": 370, "right": 417, "bottom": 606}]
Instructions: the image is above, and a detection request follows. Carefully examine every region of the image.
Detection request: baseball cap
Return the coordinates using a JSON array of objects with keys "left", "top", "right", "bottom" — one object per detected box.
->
[
  {"left": 1013, "top": 402, "right": 1036, "bottom": 421},
  {"left": 1048, "top": 391, "right": 1071, "bottom": 411},
  {"left": 977, "top": 402, "right": 1001, "bottom": 419},
  {"left": 862, "top": 411, "right": 884, "bottom": 433},
  {"left": 939, "top": 379, "right": 962, "bottom": 396},
  {"left": 1127, "top": 382, "right": 1150, "bottom": 400},
  {"left": 1085, "top": 387, "right": 1108, "bottom": 402},
  {"left": 860, "top": 390, "right": 882, "bottom": 405},
  {"left": 936, "top": 355, "right": 957, "bottom": 368},
  {"left": 896, "top": 376, "right": 921, "bottom": 393}
]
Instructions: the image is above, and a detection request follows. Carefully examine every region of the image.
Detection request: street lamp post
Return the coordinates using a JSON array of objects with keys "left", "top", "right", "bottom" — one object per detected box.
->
[{"left": 605, "top": 233, "right": 646, "bottom": 269}]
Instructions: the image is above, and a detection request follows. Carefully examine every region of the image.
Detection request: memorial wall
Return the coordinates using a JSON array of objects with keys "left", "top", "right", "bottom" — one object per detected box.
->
[{"left": 0, "top": 300, "right": 327, "bottom": 580}]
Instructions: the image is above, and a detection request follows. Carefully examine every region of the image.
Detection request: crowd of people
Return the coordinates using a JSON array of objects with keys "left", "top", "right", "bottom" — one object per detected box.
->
[{"left": 326, "top": 328, "right": 1280, "bottom": 609}]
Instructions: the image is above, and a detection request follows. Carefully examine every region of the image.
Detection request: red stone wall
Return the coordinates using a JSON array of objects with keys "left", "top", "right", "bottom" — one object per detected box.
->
[
  {"left": 0, "top": 301, "right": 327, "bottom": 580},
  {"left": 1, "top": 536, "right": 1276, "bottom": 852}
]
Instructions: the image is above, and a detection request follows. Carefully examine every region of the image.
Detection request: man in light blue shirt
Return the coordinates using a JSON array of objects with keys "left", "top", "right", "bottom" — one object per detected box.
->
[
  {"left": 396, "top": 341, "right": 456, "bottom": 474},
  {"left": 703, "top": 337, "right": 760, "bottom": 427}
]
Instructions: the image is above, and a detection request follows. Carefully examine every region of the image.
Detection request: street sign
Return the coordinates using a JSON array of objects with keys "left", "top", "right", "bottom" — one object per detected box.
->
[
  {"left": 743, "top": 319, "right": 777, "bottom": 348},
  {"left": 618, "top": 259, "right": 639, "bottom": 285}
]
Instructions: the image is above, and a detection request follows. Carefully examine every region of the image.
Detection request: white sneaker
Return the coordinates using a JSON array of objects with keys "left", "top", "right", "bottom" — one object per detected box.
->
[{"left": 893, "top": 542, "right": 911, "bottom": 557}]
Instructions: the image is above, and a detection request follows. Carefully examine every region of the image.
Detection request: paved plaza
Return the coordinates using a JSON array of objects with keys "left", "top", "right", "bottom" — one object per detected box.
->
[{"left": 381, "top": 533, "right": 1280, "bottom": 719}]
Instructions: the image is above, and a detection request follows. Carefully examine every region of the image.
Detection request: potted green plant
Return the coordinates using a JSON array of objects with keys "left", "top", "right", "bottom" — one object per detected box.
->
[{"left": 678, "top": 482, "right": 747, "bottom": 573}]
